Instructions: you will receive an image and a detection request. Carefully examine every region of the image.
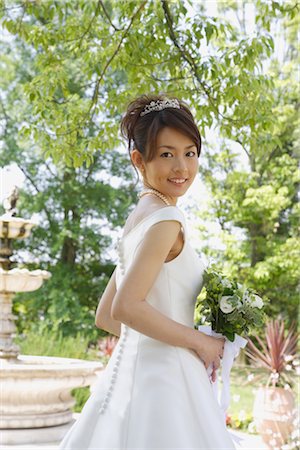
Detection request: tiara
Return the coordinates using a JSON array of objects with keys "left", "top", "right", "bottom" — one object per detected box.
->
[{"left": 140, "top": 98, "right": 180, "bottom": 116}]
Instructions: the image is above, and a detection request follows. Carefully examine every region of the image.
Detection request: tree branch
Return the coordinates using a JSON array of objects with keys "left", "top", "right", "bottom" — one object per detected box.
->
[
  {"left": 0, "top": 3, "right": 25, "bottom": 14},
  {"left": 77, "top": 0, "right": 102, "bottom": 48},
  {"left": 99, "top": 0, "right": 121, "bottom": 32},
  {"left": 54, "top": 1, "right": 147, "bottom": 138},
  {"left": 88, "top": 1, "right": 147, "bottom": 122},
  {"left": 84, "top": 154, "right": 98, "bottom": 183},
  {"left": 44, "top": 160, "right": 58, "bottom": 179},
  {"left": 279, "top": 2, "right": 300, "bottom": 13},
  {"left": 161, "top": 0, "right": 241, "bottom": 125},
  {"left": 150, "top": 74, "right": 190, "bottom": 83},
  {"left": 236, "top": 138, "right": 251, "bottom": 160}
]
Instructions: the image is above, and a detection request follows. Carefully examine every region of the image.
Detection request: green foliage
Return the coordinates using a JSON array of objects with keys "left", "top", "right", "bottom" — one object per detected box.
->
[
  {"left": 1, "top": 0, "right": 292, "bottom": 164},
  {"left": 15, "top": 328, "right": 91, "bottom": 359},
  {"left": 6, "top": 150, "right": 136, "bottom": 338},
  {"left": 72, "top": 386, "right": 91, "bottom": 413}
]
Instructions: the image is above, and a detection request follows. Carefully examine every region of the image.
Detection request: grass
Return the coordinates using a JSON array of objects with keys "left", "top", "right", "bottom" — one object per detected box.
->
[
  {"left": 227, "top": 365, "right": 260, "bottom": 416},
  {"left": 15, "top": 328, "right": 96, "bottom": 360}
]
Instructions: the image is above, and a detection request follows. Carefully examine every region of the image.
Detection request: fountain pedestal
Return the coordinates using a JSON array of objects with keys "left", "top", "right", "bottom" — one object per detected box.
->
[
  {"left": 0, "top": 355, "right": 103, "bottom": 444},
  {"left": 0, "top": 292, "right": 19, "bottom": 358}
]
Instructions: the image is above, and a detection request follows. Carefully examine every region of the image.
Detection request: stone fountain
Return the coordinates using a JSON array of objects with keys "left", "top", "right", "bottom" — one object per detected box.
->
[{"left": 0, "top": 187, "right": 103, "bottom": 445}]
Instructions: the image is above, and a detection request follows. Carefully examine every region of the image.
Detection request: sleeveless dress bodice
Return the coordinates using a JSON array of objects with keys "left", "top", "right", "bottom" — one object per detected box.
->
[
  {"left": 59, "top": 206, "right": 237, "bottom": 450},
  {"left": 116, "top": 206, "right": 205, "bottom": 329}
]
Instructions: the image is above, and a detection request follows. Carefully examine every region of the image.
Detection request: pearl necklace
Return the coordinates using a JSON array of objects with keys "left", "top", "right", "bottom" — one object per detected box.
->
[{"left": 138, "top": 188, "right": 171, "bottom": 206}]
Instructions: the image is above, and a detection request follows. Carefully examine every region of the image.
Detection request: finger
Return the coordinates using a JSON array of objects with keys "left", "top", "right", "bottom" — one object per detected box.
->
[
  {"left": 210, "top": 366, "right": 215, "bottom": 381},
  {"left": 211, "top": 367, "right": 217, "bottom": 382},
  {"left": 214, "top": 358, "right": 220, "bottom": 369}
]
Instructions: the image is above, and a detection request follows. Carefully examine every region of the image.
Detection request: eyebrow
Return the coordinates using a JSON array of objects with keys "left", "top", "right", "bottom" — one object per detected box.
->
[{"left": 158, "top": 144, "right": 196, "bottom": 150}]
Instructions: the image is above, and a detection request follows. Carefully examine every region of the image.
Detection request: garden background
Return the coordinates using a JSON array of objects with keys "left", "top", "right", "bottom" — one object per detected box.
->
[{"left": 0, "top": 0, "right": 299, "bottom": 439}]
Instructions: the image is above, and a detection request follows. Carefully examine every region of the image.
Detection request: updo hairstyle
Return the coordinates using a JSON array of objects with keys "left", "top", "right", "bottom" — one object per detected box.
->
[{"left": 120, "top": 94, "right": 202, "bottom": 172}]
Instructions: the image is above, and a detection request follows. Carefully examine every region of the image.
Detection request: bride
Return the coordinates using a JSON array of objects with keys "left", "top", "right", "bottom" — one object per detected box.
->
[{"left": 59, "top": 94, "right": 236, "bottom": 449}]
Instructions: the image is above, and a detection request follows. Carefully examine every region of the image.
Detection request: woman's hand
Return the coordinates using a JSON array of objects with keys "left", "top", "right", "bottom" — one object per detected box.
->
[{"left": 192, "top": 331, "right": 225, "bottom": 382}]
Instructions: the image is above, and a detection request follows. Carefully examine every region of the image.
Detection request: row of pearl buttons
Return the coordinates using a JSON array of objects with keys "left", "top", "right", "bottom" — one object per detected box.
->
[{"left": 98, "top": 238, "right": 128, "bottom": 415}]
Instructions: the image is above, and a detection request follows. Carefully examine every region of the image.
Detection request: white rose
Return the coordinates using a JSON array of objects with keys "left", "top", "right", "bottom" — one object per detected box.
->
[
  {"left": 242, "top": 291, "right": 251, "bottom": 303},
  {"left": 236, "top": 299, "right": 243, "bottom": 308},
  {"left": 220, "top": 296, "right": 235, "bottom": 314},
  {"left": 221, "top": 278, "right": 232, "bottom": 288},
  {"left": 250, "top": 294, "right": 264, "bottom": 309}
]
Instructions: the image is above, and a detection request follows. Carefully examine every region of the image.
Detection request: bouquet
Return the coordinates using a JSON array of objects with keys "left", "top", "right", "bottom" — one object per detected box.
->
[
  {"left": 196, "top": 263, "right": 268, "bottom": 423},
  {"left": 197, "top": 264, "right": 267, "bottom": 342}
]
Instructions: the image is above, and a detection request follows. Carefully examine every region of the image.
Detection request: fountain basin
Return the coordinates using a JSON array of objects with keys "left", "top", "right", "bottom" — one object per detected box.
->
[
  {"left": 0, "top": 354, "right": 103, "bottom": 443},
  {"left": 0, "top": 268, "right": 51, "bottom": 292},
  {"left": 0, "top": 215, "right": 36, "bottom": 239}
]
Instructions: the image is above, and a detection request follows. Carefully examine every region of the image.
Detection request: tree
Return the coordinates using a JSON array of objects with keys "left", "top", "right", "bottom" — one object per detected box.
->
[
  {"left": 0, "top": 29, "right": 137, "bottom": 339},
  {"left": 195, "top": 1, "right": 300, "bottom": 322},
  {"left": 0, "top": 0, "right": 282, "bottom": 163}
]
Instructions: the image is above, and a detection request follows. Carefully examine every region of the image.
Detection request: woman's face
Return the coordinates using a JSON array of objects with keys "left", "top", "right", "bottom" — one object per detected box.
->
[{"left": 132, "top": 127, "right": 199, "bottom": 205}]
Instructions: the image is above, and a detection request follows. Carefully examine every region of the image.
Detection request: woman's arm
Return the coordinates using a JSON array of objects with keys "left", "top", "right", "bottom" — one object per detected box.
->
[
  {"left": 111, "top": 220, "right": 200, "bottom": 350},
  {"left": 95, "top": 268, "right": 121, "bottom": 337}
]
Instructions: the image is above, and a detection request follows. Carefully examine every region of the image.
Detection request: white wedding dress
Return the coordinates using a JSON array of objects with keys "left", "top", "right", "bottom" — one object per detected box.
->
[{"left": 59, "top": 206, "right": 237, "bottom": 449}]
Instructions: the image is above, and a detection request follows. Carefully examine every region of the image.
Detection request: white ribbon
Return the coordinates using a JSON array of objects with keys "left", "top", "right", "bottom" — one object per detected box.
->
[{"left": 198, "top": 324, "right": 248, "bottom": 424}]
